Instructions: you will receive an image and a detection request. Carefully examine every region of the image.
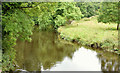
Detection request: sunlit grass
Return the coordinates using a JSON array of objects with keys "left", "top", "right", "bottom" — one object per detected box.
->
[{"left": 58, "top": 16, "right": 118, "bottom": 52}]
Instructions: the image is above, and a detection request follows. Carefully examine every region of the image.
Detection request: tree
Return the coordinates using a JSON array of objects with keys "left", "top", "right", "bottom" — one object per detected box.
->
[
  {"left": 98, "top": 2, "right": 119, "bottom": 30},
  {"left": 53, "top": 2, "right": 83, "bottom": 29},
  {"left": 30, "top": 2, "right": 83, "bottom": 30},
  {"left": 2, "top": 2, "right": 83, "bottom": 71},
  {"left": 76, "top": 2, "right": 100, "bottom": 18},
  {"left": 2, "top": 2, "right": 35, "bottom": 71}
]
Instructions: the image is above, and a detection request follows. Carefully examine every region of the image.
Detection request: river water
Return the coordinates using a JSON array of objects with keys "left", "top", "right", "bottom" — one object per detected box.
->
[{"left": 14, "top": 31, "right": 119, "bottom": 71}]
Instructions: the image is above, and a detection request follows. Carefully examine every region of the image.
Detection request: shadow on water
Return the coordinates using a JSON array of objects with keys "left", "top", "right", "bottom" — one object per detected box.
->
[{"left": 14, "top": 31, "right": 119, "bottom": 72}]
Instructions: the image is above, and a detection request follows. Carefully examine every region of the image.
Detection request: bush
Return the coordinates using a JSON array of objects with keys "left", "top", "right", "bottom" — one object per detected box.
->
[{"left": 2, "top": 10, "right": 34, "bottom": 71}]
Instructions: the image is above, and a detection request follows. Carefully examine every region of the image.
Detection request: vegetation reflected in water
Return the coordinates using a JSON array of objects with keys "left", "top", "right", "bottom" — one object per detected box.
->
[
  {"left": 15, "top": 31, "right": 79, "bottom": 71},
  {"left": 97, "top": 52, "right": 118, "bottom": 71},
  {"left": 14, "top": 31, "right": 118, "bottom": 71}
]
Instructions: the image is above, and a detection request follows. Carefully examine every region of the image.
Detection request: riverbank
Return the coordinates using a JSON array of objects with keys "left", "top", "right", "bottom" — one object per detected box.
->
[
  {"left": 58, "top": 16, "right": 119, "bottom": 54},
  {"left": 14, "top": 30, "right": 118, "bottom": 71}
]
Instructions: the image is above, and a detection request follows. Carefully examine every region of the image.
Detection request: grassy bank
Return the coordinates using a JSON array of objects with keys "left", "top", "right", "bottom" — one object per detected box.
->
[{"left": 58, "top": 16, "right": 119, "bottom": 54}]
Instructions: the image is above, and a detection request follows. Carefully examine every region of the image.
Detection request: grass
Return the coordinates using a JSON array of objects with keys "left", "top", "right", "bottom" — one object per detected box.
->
[{"left": 58, "top": 16, "right": 119, "bottom": 54}]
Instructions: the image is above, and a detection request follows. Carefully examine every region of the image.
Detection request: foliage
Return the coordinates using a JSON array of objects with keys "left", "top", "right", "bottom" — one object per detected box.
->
[
  {"left": 2, "top": 9, "right": 34, "bottom": 71},
  {"left": 2, "top": 2, "right": 83, "bottom": 71},
  {"left": 29, "top": 2, "right": 83, "bottom": 30},
  {"left": 53, "top": 2, "right": 83, "bottom": 29},
  {"left": 98, "top": 2, "right": 119, "bottom": 30},
  {"left": 76, "top": 2, "right": 100, "bottom": 18},
  {"left": 2, "top": 2, "right": 22, "bottom": 15},
  {"left": 54, "top": 15, "right": 66, "bottom": 28}
]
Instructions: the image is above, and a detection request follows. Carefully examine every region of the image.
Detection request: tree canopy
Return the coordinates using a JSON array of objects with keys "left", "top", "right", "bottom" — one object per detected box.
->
[
  {"left": 98, "top": 2, "right": 119, "bottom": 30},
  {"left": 76, "top": 2, "right": 100, "bottom": 18},
  {"left": 2, "top": 2, "right": 83, "bottom": 71}
]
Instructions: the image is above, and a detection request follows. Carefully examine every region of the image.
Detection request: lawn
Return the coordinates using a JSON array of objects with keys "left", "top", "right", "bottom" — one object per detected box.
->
[{"left": 58, "top": 16, "right": 119, "bottom": 54}]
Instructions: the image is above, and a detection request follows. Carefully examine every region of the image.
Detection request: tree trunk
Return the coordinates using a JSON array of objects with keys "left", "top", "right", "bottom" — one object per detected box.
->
[{"left": 117, "top": 23, "right": 120, "bottom": 30}]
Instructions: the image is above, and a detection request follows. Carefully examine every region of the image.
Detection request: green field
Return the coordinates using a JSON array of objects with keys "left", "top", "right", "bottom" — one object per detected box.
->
[{"left": 58, "top": 16, "right": 119, "bottom": 54}]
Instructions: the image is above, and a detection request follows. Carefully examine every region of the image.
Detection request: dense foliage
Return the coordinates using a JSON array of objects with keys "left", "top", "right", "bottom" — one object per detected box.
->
[
  {"left": 2, "top": 9, "right": 34, "bottom": 71},
  {"left": 2, "top": 2, "right": 83, "bottom": 71},
  {"left": 76, "top": 2, "right": 100, "bottom": 18},
  {"left": 98, "top": 2, "right": 119, "bottom": 30},
  {"left": 30, "top": 2, "right": 83, "bottom": 30}
]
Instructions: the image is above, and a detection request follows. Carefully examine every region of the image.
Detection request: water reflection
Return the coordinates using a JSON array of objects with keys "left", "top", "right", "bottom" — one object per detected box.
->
[
  {"left": 46, "top": 47, "right": 101, "bottom": 71},
  {"left": 15, "top": 31, "right": 79, "bottom": 71},
  {"left": 14, "top": 31, "right": 118, "bottom": 71},
  {"left": 96, "top": 51, "right": 118, "bottom": 71}
]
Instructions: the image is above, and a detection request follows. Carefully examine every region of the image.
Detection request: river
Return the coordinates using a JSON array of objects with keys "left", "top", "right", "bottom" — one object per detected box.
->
[{"left": 14, "top": 31, "right": 119, "bottom": 72}]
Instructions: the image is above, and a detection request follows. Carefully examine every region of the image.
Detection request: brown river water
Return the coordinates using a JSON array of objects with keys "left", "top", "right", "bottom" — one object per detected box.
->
[{"left": 14, "top": 31, "right": 119, "bottom": 72}]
